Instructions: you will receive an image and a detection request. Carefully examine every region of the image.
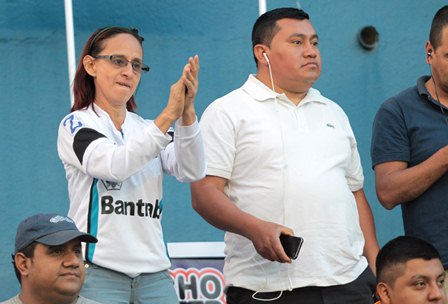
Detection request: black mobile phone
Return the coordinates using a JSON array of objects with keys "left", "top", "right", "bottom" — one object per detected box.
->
[{"left": 280, "top": 234, "right": 304, "bottom": 260}]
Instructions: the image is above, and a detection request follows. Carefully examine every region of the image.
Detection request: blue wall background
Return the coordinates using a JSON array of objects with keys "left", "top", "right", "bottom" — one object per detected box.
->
[{"left": 1, "top": 0, "right": 445, "bottom": 297}]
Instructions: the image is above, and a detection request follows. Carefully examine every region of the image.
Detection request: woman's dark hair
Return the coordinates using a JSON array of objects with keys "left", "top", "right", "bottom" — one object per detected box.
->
[{"left": 71, "top": 26, "right": 145, "bottom": 113}]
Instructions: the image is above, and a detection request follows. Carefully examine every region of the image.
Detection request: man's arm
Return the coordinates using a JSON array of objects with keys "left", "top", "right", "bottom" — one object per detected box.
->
[
  {"left": 353, "top": 189, "right": 379, "bottom": 275},
  {"left": 374, "top": 145, "right": 448, "bottom": 209},
  {"left": 191, "top": 175, "right": 293, "bottom": 263}
]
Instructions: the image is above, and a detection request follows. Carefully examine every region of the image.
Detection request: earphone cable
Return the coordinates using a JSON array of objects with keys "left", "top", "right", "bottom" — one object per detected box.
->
[
  {"left": 251, "top": 256, "right": 285, "bottom": 302},
  {"left": 265, "top": 58, "right": 287, "bottom": 226},
  {"left": 431, "top": 75, "right": 448, "bottom": 125}
]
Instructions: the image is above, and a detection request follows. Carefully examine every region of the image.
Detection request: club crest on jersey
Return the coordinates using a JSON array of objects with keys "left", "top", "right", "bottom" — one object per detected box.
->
[{"left": 102, "top": 180, "right": 123, "bottom": 190}]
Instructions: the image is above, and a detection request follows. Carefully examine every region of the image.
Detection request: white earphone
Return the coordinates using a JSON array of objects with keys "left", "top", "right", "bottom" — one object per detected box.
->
[{"left": 263, "top": 52, "right": 270, "bottom": 64}]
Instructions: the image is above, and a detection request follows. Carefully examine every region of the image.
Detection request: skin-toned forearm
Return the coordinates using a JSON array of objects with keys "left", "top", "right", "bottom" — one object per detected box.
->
[
  {"left": 181, "top": 55, "right": 199, "bottom": 126},
  {"left": 181, "top": 107, "right": 196, "bottom": 126},
  {"left": 191, "top": 178, "right": 262, "bottom": 238},
  {"left": 354, "top": 189, "right": 379, "bottom": 275},
  {"left": 154, "top": 110, "right": 179, "bottom": 134},
  {"left": 375, "top": 145, "right": 448, "bottom": 209},
  {"left": 191, "top": 176, "right": 293, "bottom": 262}
]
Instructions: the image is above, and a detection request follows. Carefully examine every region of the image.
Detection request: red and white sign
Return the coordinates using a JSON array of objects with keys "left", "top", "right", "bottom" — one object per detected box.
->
[{"left": 168, "top": 242, "right": 227, "bottom": 304}]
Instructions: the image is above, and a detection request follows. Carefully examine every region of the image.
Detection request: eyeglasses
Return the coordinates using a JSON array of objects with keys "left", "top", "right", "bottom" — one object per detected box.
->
[{"left": 94, "top": 55, "right": 150, "bottom": 73}]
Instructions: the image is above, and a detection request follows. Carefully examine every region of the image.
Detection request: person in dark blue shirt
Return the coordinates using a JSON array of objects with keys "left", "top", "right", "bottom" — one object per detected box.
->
[{"left": 371, "top": 4, "right": 448, "bottom": 285}]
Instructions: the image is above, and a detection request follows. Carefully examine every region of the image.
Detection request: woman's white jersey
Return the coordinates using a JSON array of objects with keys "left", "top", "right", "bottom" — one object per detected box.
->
[{"left": 57, "top": 104, "right": 205, "bottom": 277}]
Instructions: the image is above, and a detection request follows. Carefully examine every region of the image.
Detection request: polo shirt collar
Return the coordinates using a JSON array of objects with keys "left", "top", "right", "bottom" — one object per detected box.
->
[
  {"left": 242, "top": 74, "right": 327, "bottom": 106},
  {"left": 417, "top": 75, "right": 431, "bottom": 97},
  {"left": 417, "top": 75, "right": 448, "bottom": 110}
]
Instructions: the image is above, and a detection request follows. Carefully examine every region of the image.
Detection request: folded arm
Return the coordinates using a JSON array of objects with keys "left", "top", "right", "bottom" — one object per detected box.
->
[{"left": 374, "top": 145, "right": 448, "bottom": 209}]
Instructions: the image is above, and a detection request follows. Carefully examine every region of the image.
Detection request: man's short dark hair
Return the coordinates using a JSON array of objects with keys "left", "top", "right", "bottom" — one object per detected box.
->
[
  {"left": 429, "top": 5, "right": 448, "bottom": 49},
  {"left": 12, "top": 242, "right": 37, "bottom": 285},
  {"left": 376, "top": 236, "right": 441, "bottom": 287},
  {"left": 251, "top": 7, "right": 310, "bottom": 65}
]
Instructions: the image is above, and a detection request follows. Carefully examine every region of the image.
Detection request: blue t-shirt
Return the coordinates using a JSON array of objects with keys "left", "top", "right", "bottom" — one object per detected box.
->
[{"left": 371, "top": 75, "right": 448, "bottom": 266}]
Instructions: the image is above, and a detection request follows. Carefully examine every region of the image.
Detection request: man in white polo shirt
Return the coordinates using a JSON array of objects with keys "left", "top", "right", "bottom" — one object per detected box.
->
[{"left": 191, "top": 7, "right": 379, "bottom": 304}]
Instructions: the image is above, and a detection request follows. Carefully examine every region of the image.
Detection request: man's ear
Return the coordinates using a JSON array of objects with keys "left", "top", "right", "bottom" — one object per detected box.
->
[
  {"left": 83, "top": 55, "right": 96, "bottom": 77},
  {"left": 253, "top": 44, "right": 270, "bottom": 65},
  {"left": 14, "top": 253, "right": 31, "bottom": 277},
  {"left": 426, "top": 41, "right": 434, "bottom": 65},
  {"left": 376, "top": 282, "right": 393, "bottom": 304}
]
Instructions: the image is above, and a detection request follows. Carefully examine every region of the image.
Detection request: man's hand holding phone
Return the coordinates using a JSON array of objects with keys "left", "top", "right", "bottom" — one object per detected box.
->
[{"left": 280, "top": 234, "right": 304, "bottom": 260}]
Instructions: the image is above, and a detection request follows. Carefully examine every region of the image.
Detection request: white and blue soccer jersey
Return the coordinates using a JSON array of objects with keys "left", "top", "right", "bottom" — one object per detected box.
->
[{"left": 57, "top": 104, "right": 205, "bottom": 277}]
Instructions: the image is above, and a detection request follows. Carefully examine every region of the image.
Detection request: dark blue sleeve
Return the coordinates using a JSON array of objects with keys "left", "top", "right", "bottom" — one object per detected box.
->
[{"left": 371, "top": 97, "right": 410, "bottom": 169}]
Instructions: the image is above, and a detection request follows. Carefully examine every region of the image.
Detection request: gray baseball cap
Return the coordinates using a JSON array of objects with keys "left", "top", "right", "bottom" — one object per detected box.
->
[{"left": 14, "top": 213, "right": 97, "bottom": 254}]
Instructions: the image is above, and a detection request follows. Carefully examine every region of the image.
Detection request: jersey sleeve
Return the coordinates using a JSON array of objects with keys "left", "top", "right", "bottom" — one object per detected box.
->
[
  {"left": 160, "top": 117, "right": 206, "bottom": 182},
  {"left": 57, "top": 112, "right": 172, "bottom": 182}
]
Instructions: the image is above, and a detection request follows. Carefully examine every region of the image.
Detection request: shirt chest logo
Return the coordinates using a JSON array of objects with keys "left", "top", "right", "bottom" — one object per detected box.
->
[{"left": 101, "top": 180, "right": 123, "bottom": 190}]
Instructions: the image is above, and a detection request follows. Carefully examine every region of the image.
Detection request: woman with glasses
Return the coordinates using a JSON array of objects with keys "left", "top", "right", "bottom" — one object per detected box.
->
[{"left": 57, "top": 26, "right": 205, "bottom": 303}]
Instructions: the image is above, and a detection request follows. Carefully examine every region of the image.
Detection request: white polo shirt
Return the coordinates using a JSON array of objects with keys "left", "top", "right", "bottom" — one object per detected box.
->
[{"left": 200, "top": 75, "right": 367, "bottom": 291}]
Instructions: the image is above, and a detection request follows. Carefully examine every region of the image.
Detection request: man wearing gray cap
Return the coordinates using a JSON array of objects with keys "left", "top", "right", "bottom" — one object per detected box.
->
[{"left": 0, "top": 213, "right": 100, "bottom": 304}]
